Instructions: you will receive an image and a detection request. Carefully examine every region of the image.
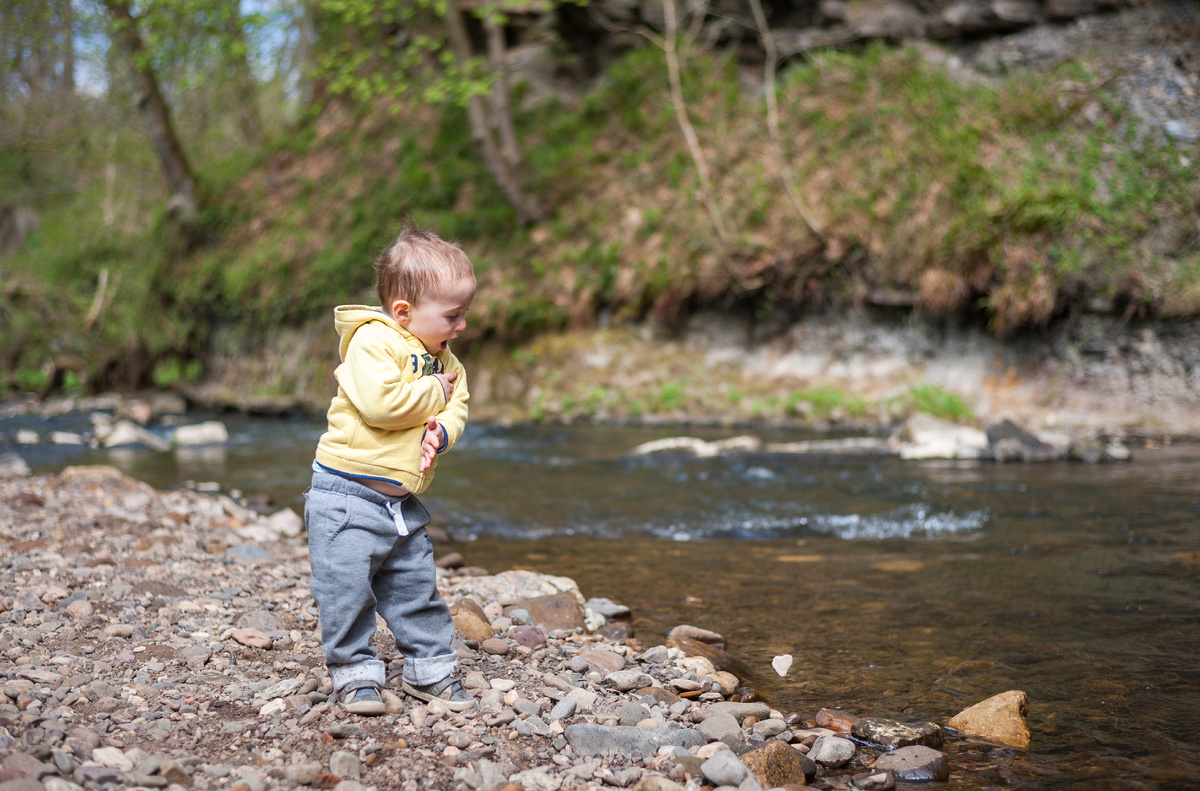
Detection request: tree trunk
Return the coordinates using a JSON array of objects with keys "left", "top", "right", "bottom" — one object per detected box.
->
[
  {"left": 103, "top": 0, "right": 200, "bottom": 232},
  {"left": 59, "top": 0, "right": 74, "bottom": 94},
  {"left": 443, "top": 3, "right": 542, "bottom": 223},
  {"left": 483, "top": 16, "right": 522, "bottom": 170},
  {"left": 223, "top": 0, "right": 263, "bottom": 147}
]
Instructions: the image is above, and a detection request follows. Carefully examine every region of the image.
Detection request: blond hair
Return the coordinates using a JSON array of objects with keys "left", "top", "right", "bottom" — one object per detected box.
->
[{"left": 375, "top": 224, "right": 475, "bottom": 308}]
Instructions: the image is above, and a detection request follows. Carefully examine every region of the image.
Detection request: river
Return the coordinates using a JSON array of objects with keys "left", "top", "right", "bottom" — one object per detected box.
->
[{"left": 5, "top": 412, "right": 1200, "bottom": 789}]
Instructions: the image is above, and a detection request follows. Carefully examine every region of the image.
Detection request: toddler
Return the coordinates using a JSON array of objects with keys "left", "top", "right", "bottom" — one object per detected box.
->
[{"left": 305, "top": 225, "right": 476, "bottom": 714}]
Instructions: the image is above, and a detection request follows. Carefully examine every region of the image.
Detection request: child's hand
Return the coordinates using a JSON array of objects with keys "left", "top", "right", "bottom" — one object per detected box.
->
[
  {"left": 419, "top": 416, "right": 445, "bottom": 472},
  {"left": 433, "top": 371, "right": 458, "bottom": 401}
]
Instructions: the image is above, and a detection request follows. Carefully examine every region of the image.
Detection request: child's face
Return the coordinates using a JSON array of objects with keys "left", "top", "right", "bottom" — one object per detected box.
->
[{"left": 390, "top": 276, "right": 476, "bottom": 353}]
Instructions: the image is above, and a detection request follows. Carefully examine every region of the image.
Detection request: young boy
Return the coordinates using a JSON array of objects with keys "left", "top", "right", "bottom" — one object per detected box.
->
[{"left": 305, "top": 225, "right": 476, "bottom": 715}]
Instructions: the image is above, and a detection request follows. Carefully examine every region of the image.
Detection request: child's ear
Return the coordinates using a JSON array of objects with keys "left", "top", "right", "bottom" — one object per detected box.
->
[{"left": 391, "top": 298, "right": 412, "bottom": 324}]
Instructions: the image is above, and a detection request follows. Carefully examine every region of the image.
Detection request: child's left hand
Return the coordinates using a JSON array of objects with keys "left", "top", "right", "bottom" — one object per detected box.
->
[{"left": 419, "top": 416, "right": 445, "bottom": 472}]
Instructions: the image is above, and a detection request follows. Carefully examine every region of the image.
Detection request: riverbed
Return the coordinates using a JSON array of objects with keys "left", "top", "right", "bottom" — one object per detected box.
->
[{"left": 4, "top": 413, "right": 1200, "bottom": 789}]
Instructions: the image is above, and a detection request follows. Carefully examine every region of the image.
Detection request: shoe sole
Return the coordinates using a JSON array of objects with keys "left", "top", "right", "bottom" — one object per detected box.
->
[{"left": 401, "top": 681, "right": 476, "bottom": 711}]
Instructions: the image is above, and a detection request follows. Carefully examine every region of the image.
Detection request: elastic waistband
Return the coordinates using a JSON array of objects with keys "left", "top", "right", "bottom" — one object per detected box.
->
[{"left": 309, "top": 465, "right": 409, "bottom": 506}]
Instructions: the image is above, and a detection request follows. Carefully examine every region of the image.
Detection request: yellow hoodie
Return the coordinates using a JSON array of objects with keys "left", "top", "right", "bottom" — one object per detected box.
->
[{"left": 314, "top": 305, "right": 469, "bottom": 494}]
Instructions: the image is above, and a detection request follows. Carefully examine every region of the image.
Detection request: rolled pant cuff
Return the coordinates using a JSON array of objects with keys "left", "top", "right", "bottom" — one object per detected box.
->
[
  {"left": 329, "top": 659, "right": 386, "bottom": 692},
  {"left": 403, "top": 652, "right": 459, "bottom": 686}
]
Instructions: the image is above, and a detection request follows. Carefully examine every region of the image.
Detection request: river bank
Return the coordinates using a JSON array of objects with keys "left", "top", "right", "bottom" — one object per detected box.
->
[
  {"left": 0, "top": 466, "right": 1036, "bottom": 791},
  {"left": 168, "top": 310, "right": 1200, "bottom": 441}
]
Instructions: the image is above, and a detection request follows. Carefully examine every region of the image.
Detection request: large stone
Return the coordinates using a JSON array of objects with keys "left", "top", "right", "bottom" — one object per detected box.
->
[
  {"left": 808, "top": 735, "right": 855, "bottom": 767},
  {"left": 450, "top": 600, "right": 494, "bottom": 642},
  {"left": 0, "top": 453, "right": 31, "bottom": 479},
  {"left": 579, "top": 649, "right": 626, "bottom": 674},
  {"left": 666, "top": 635, "right": 734, "bottom": 670},
  {"left": 739, "top": 739, "right": 814, "bottom": 786},
  {"left": 947, "top": 690, "right": 1030, "bottom": 749},
  {"left": 443, "top": 569, "right": 584, "bottom": 608},
  {"left": 174, "top": 421, "right": 229, "bottom": 446},
  {"left": 697, "top": 712, "right": 742, "bottom": 744},
  {"left": 564, "top": 724, "right": 706, "bottom": 757},
  {"left": 815, "top": 708, "right": 859, "bottom": 735},
  {"left": 521, "top": 592, "right": 586, "bottom": 632},
  {"left": 873, "top": 746, "right": 950, "bottom": 781},
  {"left": 852, "top": 718, "right": 944, "bottom": 750},
  {"left": 700, "top": 750, "right": 750, "bottom": 787},
  {"left": 707, "top": 702, "right": 770, "bottom": 724}
]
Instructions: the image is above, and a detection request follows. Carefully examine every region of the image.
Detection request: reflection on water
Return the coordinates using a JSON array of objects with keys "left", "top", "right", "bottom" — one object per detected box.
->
[{"left": 5, "top": 414, "right": 1200, "bottom": 790}]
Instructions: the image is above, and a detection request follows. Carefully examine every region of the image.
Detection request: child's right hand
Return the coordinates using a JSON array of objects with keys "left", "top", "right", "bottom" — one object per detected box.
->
[{"left": 433, "top": 371, "right": 458, "bottom": 401}]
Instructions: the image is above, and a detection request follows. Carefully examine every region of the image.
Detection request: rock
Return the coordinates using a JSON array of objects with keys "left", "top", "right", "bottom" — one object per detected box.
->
[
  {"left": 698, "top": 711, "right": 742, "bottom": 743},
  {"left": 0, "top": 779, "right": 48, "bottom": 791},
  {"left": 579, "top": 648, "right": 626, "bottom": 674},
  {"left": 329, "top": 751, "right": 360, "bottom": 781},
  {"left": 873, "top": 746, "right": 950, "bottom": 781},
  {"left": 851, "top": 718, "right": 944, "bottom": 750},
  {"left": 564, "top": 724, "right": 706, "bottom": 757},
  {"left": 986, "top": 419, "right": 1060, "bottom": 462},
  {"left": 435, "top": 551, "right": 464, "bottom": 568},
  {"left": 892, "top": 414, "right": 990, "bottom": 460},
  {"left": 604, "top": 670, "right": 654, "bottom": 692},
  {"left": 631, "top": 436, "right": 761, "bottom": 457},
  {"left": 947, "top": 690, "right": 1031, "bottom": 749},
  {"left": 667, "top": 624, "right": 724, "bottom": 645},
  {"left": 442, "top": 569, "right": 584, "bottom": 608},
  {"left": 0, "top": 453, "right": 31, "bottom": 479},
  {"left": 102, "top": 421, "right": 171, "bottom": 451},
  {"left": 91, "top": 747, "right": 134, "bottom": 772},
  {"left": 850, "top": 769, "right": 896, "bottom": 790},
  {"left": 739, "top": 739, "right": 813, "bottom": 786},
  {"left": 808, "top": 735, "right": 856, "bottom": 767},
  {"left": 226, "top": 545, "right": 274, "bottom": 563},
  {"left": 174, "top": 421, "right": 229, "bottom": 446},
  {"left": 232, "top": 628, "right": 272, "bottom": 649},
  {"left": 481, "top": 638, "right": 510, "bottom": 655},
  {"left": 284, "top": 764, "right": 323, "bottom": 784},
  {"left": 584, "top": 597, "right": 630, "bottom": 618},
  {"left": 707, "top": 702, "right": 770, "bottom": 723},
  {"left": 520, "top": 591, "right": 586, "bottom": 632},
  {"left": 64, "top": 599, "right": 93, "bottom": 619},
  {"left": 262, "top": 508, "right": 303, "bottom": 537},
  {"left": 815, "top": 708, "right": 859, "bottom": 735},
  {"left": 508, "top": 624, "right": 546, "bottom": 648},
  {"left": 700, "top": 749, "right": 750, "bottom": 786},
  {"left": 450, "top": 600, "right": 494, "bottom": 642},
  {"left": 550, "top": 698, "right": 577, "bottom": 720},
  {"left": 639, "top": 645, "right": 670, "bottom": 664},
  {"left": 771, "top": 654, "right": 793, "bottom": 677},
  {"left": 667, "top": 635, "right": 734, "bottom": 669},
  {"left": 632, "top": 777, "right": 686, "bottom": 791}
]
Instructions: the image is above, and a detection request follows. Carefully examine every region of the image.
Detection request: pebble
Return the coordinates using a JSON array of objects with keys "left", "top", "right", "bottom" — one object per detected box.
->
[{"left": 0, "top": 464, "right": 1003, "bottom": 791}]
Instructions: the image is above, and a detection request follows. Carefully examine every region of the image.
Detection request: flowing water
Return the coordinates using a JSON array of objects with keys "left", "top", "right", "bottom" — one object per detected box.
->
[{"left": 6, "top": 413, "right": 1200, "bottom": 790}]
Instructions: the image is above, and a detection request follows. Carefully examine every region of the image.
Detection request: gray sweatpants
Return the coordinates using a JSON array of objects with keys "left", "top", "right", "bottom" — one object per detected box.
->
[{"left": 304, "top": 467, "right": 457, "bottom": 692}]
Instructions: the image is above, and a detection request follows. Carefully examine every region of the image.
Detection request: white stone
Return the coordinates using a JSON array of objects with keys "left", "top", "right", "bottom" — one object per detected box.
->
[
  {"left": 771, "top": 654, "right": 793, "bottom": 677},
  {"left": 259, "top": 698, "right": 287, "bottom": 717},
  {"left": 90, "top": 747, "right": 134, "bottom": 772},
  {"left": 15, "top": 430, "right": 39, "bottom": 444},
  {"left": 264, "top": 507, "right": 304, "bottom": 537},
  {"left": 102, "top": 420, "right": 171, "bottom": 451},
  {"left": 50, "top": 431, "right": 85, "bottom": 445},
  {"left": 174, "top": 420, "right": 229, "bottom": 446}
]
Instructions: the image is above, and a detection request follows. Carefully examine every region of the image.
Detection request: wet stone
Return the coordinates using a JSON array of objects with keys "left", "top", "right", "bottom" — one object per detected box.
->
[
  {"left": 873, "top": 746, "right": 950, "bottom": 782},
  {"left": 739, "top": 739, "right": 815, "bottom": 786},
  {"left": 851, "top": 717, "right": 944, "bottom": 750},
  {"left": 808, "top": 735, "right": 856, "bottom": 767}
]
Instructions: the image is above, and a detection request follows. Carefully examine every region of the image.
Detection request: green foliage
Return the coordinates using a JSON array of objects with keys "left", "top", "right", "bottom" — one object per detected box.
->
[
  {"left": 909, "top": 384, "right": 974, "bottom": 422},
  {"left": 152, "top": 358, "right": 203, "bottom": 388}
]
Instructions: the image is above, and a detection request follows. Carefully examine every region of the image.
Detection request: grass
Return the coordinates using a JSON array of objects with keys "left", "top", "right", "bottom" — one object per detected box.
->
[{"left": 909, "top": 384, "right": 975, "bottom": 422}]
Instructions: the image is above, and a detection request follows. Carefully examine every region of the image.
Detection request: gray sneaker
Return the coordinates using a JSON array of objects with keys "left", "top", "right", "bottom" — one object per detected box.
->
[
  {"left": 402, "top": 677, "right": 475, "bottom": 711},
  {"left": 337, "top": 680, "right": 386, "bottom": 716}
]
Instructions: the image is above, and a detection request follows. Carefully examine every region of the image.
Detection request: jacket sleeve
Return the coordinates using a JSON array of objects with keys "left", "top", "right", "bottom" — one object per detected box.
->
[
  {"left": 335, "top": 325, "right": 446, "bottom": 430},
  {"left": 435, "top": 351, "right": 470, "bottom": 453}
]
